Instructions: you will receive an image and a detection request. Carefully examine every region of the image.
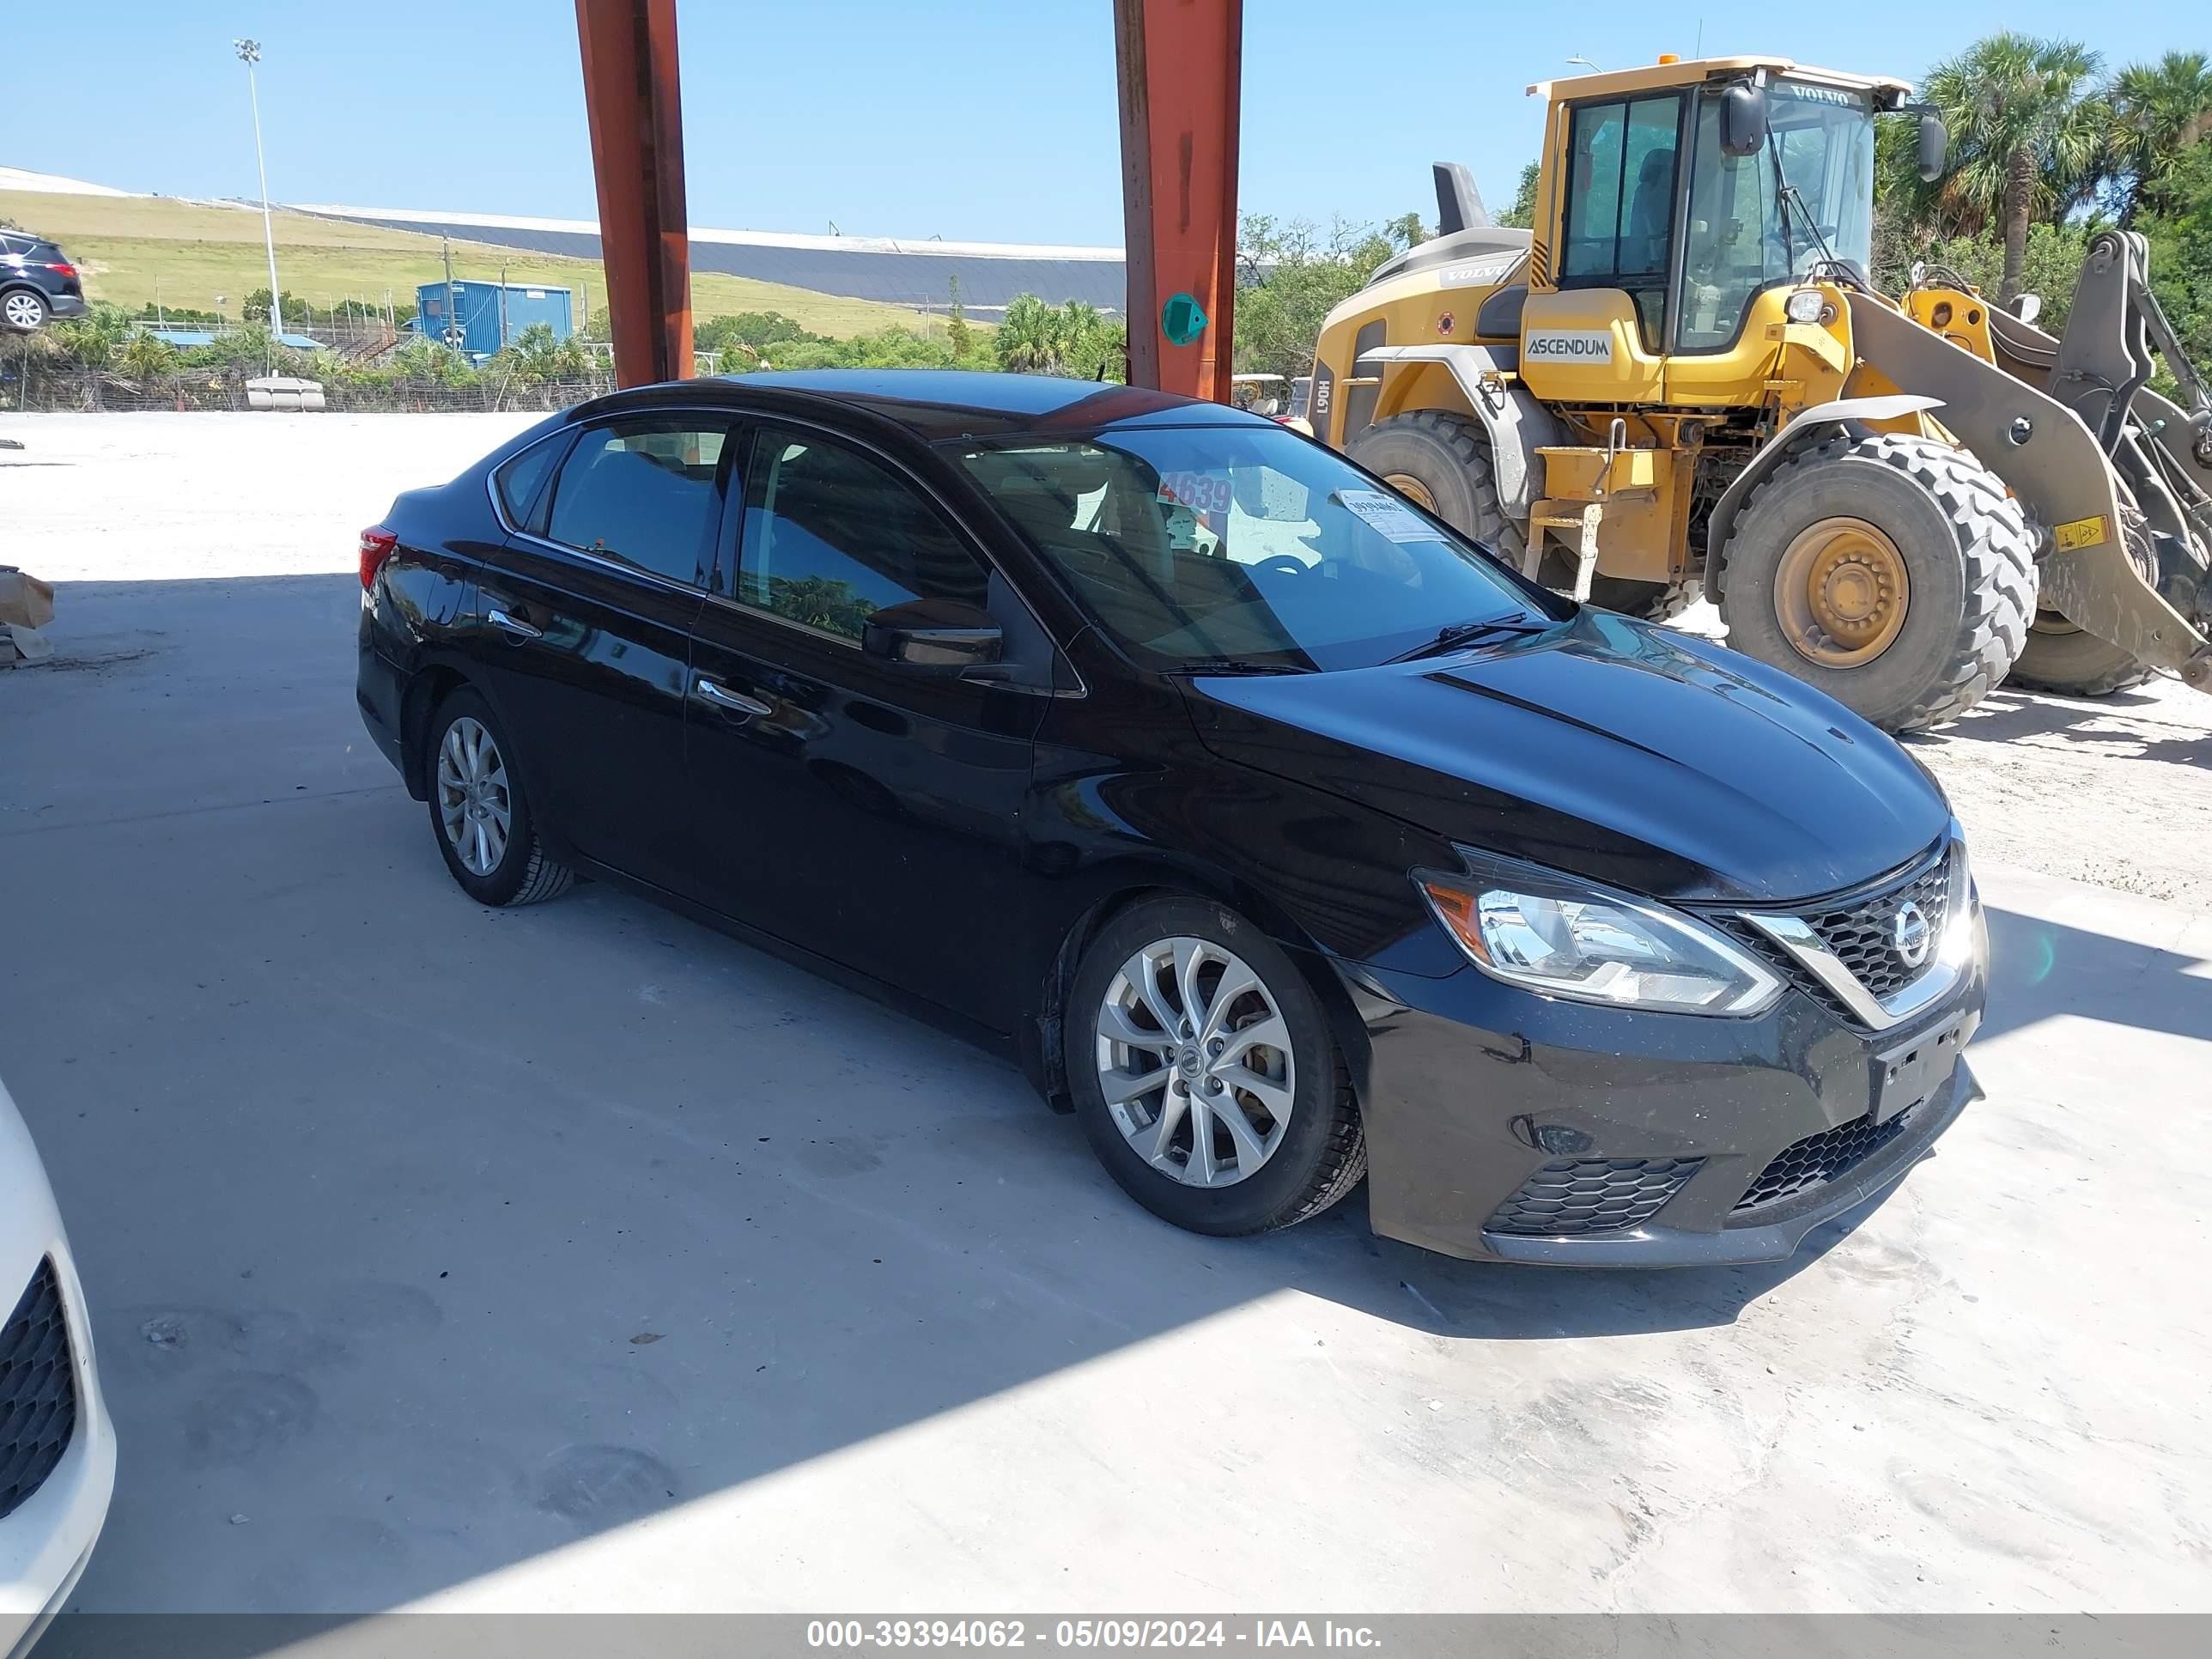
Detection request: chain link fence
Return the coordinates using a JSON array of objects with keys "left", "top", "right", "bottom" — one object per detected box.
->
[{"left": 0, "top": 362, "right": 616, "bottom": 415}]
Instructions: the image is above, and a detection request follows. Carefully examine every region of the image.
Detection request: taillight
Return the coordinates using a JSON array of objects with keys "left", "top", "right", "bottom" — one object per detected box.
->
[
  {"left": 359, "top": 526, "right": 398, "bottom": 590},
  {"left": 46, "top": 261, "right": 76, "bottom": 279}
]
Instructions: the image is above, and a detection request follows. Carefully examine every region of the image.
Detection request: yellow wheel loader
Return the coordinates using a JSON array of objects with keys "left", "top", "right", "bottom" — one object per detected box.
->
[{"left": 1301, "top": 57, "right": 2212, "bottom": 731}]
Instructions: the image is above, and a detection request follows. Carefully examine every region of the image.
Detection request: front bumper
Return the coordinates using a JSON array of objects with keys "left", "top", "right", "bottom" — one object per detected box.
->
[{"left": 1336, "top": 931, "right": 1987, "bottom": 1267}]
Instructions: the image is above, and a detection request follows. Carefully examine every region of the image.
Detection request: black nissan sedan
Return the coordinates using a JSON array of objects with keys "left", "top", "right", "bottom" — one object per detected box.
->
[{"left": 356, "top": 370, "right": 1986, "bottom": 1266}]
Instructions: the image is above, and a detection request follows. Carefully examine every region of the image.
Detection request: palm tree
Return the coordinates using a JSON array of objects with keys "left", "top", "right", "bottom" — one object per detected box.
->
[
  {"left": 995, "top": 294, "right": 1064, "bottom": 374},
  {"left": 2107, "top": 52, "right": 2212, "bottom": 223},
  {"left": 1919, "top": 33, "right": 2108, "bottom": 301},
  {"left": 115, "top": 331, "right": 180, "bottom": 384}
]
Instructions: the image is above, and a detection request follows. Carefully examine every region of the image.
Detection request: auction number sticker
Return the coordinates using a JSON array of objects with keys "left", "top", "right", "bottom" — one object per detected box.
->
[{"left": 1158, "top": 471, "right": 1234, "bottom": 516}]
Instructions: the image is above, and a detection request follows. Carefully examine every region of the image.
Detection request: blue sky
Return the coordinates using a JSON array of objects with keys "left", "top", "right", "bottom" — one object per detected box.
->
[{"left": 9, "top": 1, "right": 2185, "bottom": 246}]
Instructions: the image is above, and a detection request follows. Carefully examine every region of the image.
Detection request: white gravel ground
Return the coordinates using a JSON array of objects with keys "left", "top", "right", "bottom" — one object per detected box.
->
[{"left": 4, "top": 410, "right": 2209, "bottom": 906}]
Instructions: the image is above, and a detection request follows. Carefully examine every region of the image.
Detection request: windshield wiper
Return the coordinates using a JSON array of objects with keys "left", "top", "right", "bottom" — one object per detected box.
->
[
  {"left": 1168, "top": 657, "right": 1318, "bottom": 676},
  {"left": 1386, "top": 614, "right": 1553, "bottom": 664}
]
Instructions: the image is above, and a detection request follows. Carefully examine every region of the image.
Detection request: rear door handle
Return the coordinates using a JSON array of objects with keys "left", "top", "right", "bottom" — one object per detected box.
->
[
  {"left": 488, "top": 607, "right": 543, "bottom": 641},
  {"left": 695, "top": 677, "right": 774, "bottom": 719}
]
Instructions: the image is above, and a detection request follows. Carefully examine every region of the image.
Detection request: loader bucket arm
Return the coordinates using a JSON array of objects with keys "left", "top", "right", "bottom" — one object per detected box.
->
[{"left": 1847, "top": 290, "right": 2211, "bottom": 684}]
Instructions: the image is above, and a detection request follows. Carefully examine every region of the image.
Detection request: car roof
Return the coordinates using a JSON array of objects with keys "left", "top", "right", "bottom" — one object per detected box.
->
[{"left": 587, "top": 368, "right": 1261, "bottom": 443}]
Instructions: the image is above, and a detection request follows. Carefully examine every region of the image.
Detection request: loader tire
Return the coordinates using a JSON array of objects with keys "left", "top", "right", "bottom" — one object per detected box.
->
[
  {"left": 1347, "top": 412, "right": 1525, "bottom": 563},
  {"left": 2008, "top": 520, "right": 2160, "bottom": 696},
  {"left": 1589, "top": 574, "right": 1703, "bottom": 623},
  {"left": 1717, "top": 433, "right": 2037, "bottom": 732},
  {"left": 2008, "top": 623, "right": 2160, "bottom": 697}
]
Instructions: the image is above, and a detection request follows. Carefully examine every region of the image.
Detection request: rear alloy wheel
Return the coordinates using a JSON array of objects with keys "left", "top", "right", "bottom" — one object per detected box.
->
[
  {"left": 1717, "top": 433, "right": 2037, "bottom": 731},
  {"left": 2, "top": 289, "right": 49, "bottom": 333},
  {"left": 425, "top": 689, "right": 574, "bottom": 907},
  {"left": 1066, "top": 897, "right": 1364, "bottom": 1237}
]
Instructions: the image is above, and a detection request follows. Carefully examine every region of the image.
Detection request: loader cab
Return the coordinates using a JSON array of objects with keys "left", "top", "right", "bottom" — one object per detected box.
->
[{"left": 1522, "top": 58, "right": 1896, "bottom": 405}]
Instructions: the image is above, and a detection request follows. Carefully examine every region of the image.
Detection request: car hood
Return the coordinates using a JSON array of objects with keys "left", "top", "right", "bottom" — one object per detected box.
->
[{"left": 1183, "top": 609, "right": 1948, "bottom": 905}]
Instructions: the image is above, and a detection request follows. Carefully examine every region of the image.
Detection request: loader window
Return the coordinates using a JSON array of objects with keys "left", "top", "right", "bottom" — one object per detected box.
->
[
  {"left": 1559, "top": 94, "right": 1682, "bottom": 348},
  {"left": 1678, "top": 79, "right": 1877, "bottom": 351}
]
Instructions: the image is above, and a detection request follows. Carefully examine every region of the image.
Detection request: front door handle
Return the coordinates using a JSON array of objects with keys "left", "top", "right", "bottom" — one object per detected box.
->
[
  {"left": 488, "top": 606, "right": 543, "bottom": 641},
  {"left": 695, "top": 676, "right": 774, "bottom": 719}
]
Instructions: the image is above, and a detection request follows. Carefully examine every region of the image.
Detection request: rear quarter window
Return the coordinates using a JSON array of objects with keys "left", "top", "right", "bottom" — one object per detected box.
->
[{"left": 492, "top": 437, "right": 567, "bottom": 533}]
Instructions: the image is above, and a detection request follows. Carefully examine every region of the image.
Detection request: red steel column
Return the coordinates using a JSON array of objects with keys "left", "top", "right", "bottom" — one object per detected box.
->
[
  {"left": 1115, "top": 0, "right": 1243, "bottom": 400},
  {"left": 575, "top": 0, "right": 693, "bottom": 386}
]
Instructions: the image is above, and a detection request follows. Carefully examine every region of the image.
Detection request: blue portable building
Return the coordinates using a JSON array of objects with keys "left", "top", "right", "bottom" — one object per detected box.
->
[{"left": 414, "top": 280, "right": 574, "bottom": 361}]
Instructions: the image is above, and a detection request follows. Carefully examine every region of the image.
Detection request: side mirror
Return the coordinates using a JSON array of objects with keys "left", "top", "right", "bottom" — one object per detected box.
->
[
  {"left": 1719, "top": 83, "right": 1768, "bottom": 158},
  {"left": 1917, "top": 112, "right": 1948, "bottom": 183},
  {"left": 861, "top": 598, "right": 1002, "bottom": 675}
]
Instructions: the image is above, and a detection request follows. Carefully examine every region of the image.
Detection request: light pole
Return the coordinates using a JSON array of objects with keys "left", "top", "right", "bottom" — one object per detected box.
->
[{"left": 234, "top": 38, "right": 283, "bottom": 349}]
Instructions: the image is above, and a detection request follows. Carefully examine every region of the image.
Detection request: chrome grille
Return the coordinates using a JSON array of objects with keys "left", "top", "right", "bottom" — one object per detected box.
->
[
  {"left": 1723, "top": 840, "right": 1958, "bottom": 1023},
  {"left": 1802, "top": 853, "right": 1954, "bottom": 1001}
]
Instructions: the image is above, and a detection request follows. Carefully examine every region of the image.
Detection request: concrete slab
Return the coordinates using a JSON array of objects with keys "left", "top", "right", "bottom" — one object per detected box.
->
[{"left": 2, "top": 570, "right": 2206, "bottom": 1617}]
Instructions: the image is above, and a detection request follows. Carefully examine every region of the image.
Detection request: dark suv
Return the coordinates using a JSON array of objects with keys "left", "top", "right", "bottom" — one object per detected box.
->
[{"left": 1, "top": 232, "right": 87, "bottom": 332}]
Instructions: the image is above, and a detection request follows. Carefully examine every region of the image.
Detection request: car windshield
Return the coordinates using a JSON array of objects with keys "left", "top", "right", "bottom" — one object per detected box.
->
[
  {"left": 958, "top": 424, "right": 1554, "bottom": 672},
  {"left": 1679, "top": 78, "right": 1876, "bottom": 349}
]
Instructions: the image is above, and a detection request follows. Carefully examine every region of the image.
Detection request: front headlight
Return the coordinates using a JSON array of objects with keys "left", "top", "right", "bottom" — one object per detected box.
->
[{"left": 1416, "top": 850, "right": 1784, "bottom": 1016}]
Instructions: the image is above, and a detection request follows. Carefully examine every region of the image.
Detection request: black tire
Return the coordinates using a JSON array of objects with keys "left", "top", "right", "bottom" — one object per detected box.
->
[
  {"left": 2008, "top": 623, "right": 2159, "bottom": 697},
  {"left": 1347, "top": 411, "right": 1525, "bottom": 563},
  {"left": 1588, "top": 574, "right": 1703, "bottom": 622},
  {"left": 2008, "top": 519, "right": 2160, "bottom": 696},
  {"left": 2, "top": 288, "right": 51, "bottom": 333},
  {"left": 1064, "top": 896, "right": 1365, "bottom": 1237},
  {"left": 423, "top": 688, "right": 575, "bottom": 908},
  {"left": 1717, "top": 433, "right": 2037, "bottom": 732}
]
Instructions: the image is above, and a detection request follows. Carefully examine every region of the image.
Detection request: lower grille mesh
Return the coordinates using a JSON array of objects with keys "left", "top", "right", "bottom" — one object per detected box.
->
[
  {"left": 1486, "top": 1157, "right": 1704, "bottom": 1236},
  {"left": 1, "top": 1258, "right": 79, "bottom": 1522},
  {"left": 1732, "top": 1112, "right": 1912, "bottom": 1215}
]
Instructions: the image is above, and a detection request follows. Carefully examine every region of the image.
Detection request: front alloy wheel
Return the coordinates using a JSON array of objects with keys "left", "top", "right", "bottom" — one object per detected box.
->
[
  {"left": 1096, "top": 936, "right": 1295, "bottom": 1188},
  {"left": 1066, "top": 896, "right": 1365, "bottom": 1237}
]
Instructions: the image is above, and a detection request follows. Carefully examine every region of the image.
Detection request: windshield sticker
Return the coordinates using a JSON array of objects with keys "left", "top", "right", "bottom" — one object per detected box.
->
[
  {"left": 1158, "top": 471, "right": 1234, "bottom": 516},
  {"left": 1336, "top": 488, "right": 1444, "bottom": 544}
]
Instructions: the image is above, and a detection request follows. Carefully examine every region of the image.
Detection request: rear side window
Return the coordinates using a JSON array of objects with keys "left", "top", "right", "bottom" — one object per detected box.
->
[
  {"left": 492, "top": 438, "right": 565, "bottom": 533},
  {"left": 732, "top": 424, "right": 989, "bottom": 642},
  {"left": 545, "top": 418, "right": 732, "bottom": 586}
]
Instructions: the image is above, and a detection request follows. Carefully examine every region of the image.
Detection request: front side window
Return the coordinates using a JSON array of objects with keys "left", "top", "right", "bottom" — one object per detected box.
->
[
  {"left": 544, "top": 418, "right": 731, "bottom": 585},
  {"left": 1679, "top": 80, "right": 1876, "bottom": 351},
  {"left": 959, "top": 425, "right": 1556, "bottom": 674},
  {"left": 734, "top": 425, "right": 989, "bottom": 643},
  {"left": 1559, "top": 93, "right": 1682, "bottom": 344}
]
